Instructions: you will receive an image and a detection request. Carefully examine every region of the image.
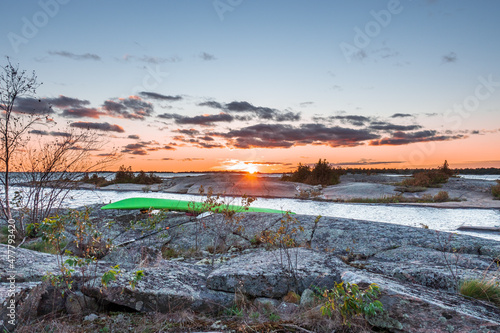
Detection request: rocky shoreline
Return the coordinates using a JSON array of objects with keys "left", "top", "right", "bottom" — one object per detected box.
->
[
  {"left": 78, "top": 173, "right": 500, "bottom": 209},
  {"left": 1, "top": 205, "right": 500, "bottom": 332}
]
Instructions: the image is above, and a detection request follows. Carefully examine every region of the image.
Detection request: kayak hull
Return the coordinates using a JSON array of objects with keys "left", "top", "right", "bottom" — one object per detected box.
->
[{"left": 100, "top": 197, "right": 293, "bottom": 214}]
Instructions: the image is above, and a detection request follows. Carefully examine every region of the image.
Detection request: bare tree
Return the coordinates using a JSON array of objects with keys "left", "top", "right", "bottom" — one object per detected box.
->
[
  {"left": 0, "top": 58, "right": 46, "bottom": 221},
  {"left": 14, "top": 130, "right": 118, "bottom": 232}
]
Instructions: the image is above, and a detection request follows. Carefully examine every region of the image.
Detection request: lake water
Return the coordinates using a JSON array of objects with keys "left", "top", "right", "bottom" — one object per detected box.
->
[
  {"left": 31, "top": 186, "right": 499, "bottom": 242},
  {"left": 8, "top": 173, "right": 500, "bottom": 241}
]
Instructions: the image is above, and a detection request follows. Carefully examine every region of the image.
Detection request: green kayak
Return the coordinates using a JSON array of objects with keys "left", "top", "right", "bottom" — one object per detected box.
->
[{"left": 100, "top": 197, "right": 293, "bottom": 214}]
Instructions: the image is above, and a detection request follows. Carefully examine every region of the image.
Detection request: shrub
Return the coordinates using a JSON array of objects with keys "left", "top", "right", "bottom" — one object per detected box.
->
[
  {"left": 81, "top": 173, "right": 108, "bottom": 186},
  {"left": 439, "top": 160, "right": 455, "bottom": 177},
  {"left": 433, "top": 191, "right": 449, "bottom": 202},
  {"left": 115, "top": 165, "right": 135, "bottom": 182},
  {"left": 283, "top": 291, "right": 301, "bottom": 304},
  {"left": 459, "top": 279, "right": 500, "bottom": 306},
  {"left": 401, "top": 170, "right": 449, "bottom": 187},
  {"left": 319, "top": 282, "right": 384, "bottom": 327},
  {"left": 492, "top": 180, "right": 500, "bottom": 199},
  {"left": 282, "top": 159, "right": 343, "bottom": 186}
]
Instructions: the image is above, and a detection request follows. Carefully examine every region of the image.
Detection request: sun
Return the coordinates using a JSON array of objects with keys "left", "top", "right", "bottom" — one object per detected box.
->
[{"left": 245, "top": 164, "right": 259, "bottom": 174}]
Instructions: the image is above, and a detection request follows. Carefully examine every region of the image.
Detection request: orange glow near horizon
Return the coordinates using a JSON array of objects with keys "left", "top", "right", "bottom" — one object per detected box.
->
[{"left": 90, "top": 132, "right": 500, "bottom": 173}]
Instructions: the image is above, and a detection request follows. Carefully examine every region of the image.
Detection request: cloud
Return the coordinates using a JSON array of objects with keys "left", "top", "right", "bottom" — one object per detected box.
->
[
  {"left": 102, "top": 96, "right": 154, "bottom": 120},
  {"left": 44, "top": 95, "right": 91, "bottom": 108},
  {"left": 391, "top": 113, "right": 413, "bottom": 118},
  {"left": 173, "top": 129, "right": 200, "bottom": 136},
  {"left": 172, "top": 134, "right": 224, "bottom": 149},
  {"left": 28, "top": 130, "right": 71, "bottom": 137},
  {"left": 214, "top": 123, "right": 379, "bottom": 149},
  {"left": 200, "top": 52, "right": 216, "bottom": 61},
  {"left": 300, "top": 102, "right": 314, "bottom": 107},
  {"left": 442, "top": 52, "right": 457, "bottom": 63},
  {"left": 70, "top": 121, "right": 125, "bottom": 133},
  {"left": 13, "top": 97, "right": 54, "bottom": 114},
  {"left": 61, "top": 107, "right": 104, "bottom": 119},
  {"left": 200, "top": 100, "right": 300, "bottom": 122},
  {"left": 330, "top": 115, "right": 371, "bottom": 126},
  {"left": 369, "top": 122, "right": 422, "bottom": 131},
  {"left": 121, "top": 141, "right": 176, "bottom": 155},
  {"left": 48, "top": 51, "right": 101, "bottom": 61},
  {"left": 334, "top": 159, "right": 404, "bottom": 166},
  {"left": 128, "top": 134, "right": 140, "bottom": 139},
  {"left": 369, "top": 130, "right": 466, "bottom": 146},
  {"left": 181, "top": 158, "right": 204, "bottom": 162},
  {"left": 121, "top": 143, "right": 148, "bottom": 155},
  {"left": 121, "top": 54, "right": 180, "bottom": 64},
  {"left": 158, "top": 112, "right": 234, "bottom": 125},
  {"left": 139, "top": 92, "right": 182, "bottom": 101}
]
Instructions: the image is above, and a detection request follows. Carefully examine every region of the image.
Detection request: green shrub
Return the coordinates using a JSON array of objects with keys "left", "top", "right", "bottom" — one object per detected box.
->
[
  {"left": 282, "top": 159, "right": 343, "bottom": 186},
  {"left": 459, "top": 279, "right": 500, "bottom": 306},
  {"left": 319, "top": 282, "right": 384, "bottom": 327},
  {"left": 492, "top": 180, "right": 500, "bottom": 199},
  {"left": 433, "top": 191, "right": 449, "bottom": 202}
]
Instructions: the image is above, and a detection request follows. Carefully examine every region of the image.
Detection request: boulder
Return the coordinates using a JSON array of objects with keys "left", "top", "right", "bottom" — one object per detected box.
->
[
  {"left": 0, "top": 244, "right": 64, "bottom": 282},
  {"left": 206, "top": 248, "right": 349, "bottom": 298},
  {"left": 300, "top": 289, "right": 316, "bottom": 307},
  {"left": 83, "top": 260, "right": 233, "bottom": 313},
  {"left": 351, "top": 245, "right": 499, "bottom": 292},
  {"left": 341, "top": 271, "right": 500, "bottom": 332},
  {"left": 65, "top": 291, "right": 99, "bottom": 315}
]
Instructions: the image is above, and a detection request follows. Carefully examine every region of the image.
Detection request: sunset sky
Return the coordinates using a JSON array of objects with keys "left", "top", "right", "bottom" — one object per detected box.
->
[{"left": 2, "top": 0, "right": 500, "bottom": 173}]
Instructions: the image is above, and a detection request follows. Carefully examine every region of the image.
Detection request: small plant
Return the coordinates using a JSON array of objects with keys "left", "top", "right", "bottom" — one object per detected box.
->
[
  {"left": 161, "top": 246, "right": 180, "bottom": 259},
  {"left": 224, "top": 304, "right": 243, "bottom": 318},
  {"left": 101, "top": 265, "right": 122, "bottom": 289},
  {"left": 22, "top": 239, "right": 68, "bottom": 254},
  {"left": 492, "top": 180, "right": 500, "bottom": 199},
  {"left": 459, "top": 278, "right": 500, "bottom": 306},
  {"left": 433, "top": 191, "right": 449, "bottom": 202},
  {"left": 320, "top": 282, "right": 384, "bottom": 327},
  {"left": 261, "top": 212, "right": 304, "bottom": 285},
  {"left": 283, "top": 290, "right": 301, "bottom": 304},
  {"left": 249, "top": 311, "right": 260, "bottom": 320},
  {"left": 268, "top": 312, "right": 281, "bottom": 322},
  {"left": 129, "top": 270, "right": 145, "bottom": 290},
  {"left": 142, "top": 185, "right": 151, "bottom": 193},
  {"left": 190, "top": 186, "right": 255, "bottom": 263}
]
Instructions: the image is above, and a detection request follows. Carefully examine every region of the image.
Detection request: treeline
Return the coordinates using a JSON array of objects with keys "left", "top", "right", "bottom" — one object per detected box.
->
[
  {"left": 453, "top": 168, "right": 500, "bottom": 175},
  {"left": 340, "top": 167, "right": 500, "bottom": 175},
  {"left": 82, "top": 165, "right": 162, "bottom": 186},
  {"left": 281, "top": 159, "right": 344, "bottom": 186}
]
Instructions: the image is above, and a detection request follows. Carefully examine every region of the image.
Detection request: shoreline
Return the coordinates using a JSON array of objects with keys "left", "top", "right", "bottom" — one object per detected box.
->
[{"left": 62, "top": 173, "right": 500, "bottom": 210}]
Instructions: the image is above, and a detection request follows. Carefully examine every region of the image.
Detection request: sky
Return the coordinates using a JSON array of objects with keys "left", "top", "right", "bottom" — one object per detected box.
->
[{"left": 1, "top": 0, "right": 500, "bottom": 173}]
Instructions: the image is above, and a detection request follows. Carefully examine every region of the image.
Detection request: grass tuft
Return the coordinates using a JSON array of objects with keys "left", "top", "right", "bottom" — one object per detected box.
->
[
  {"left": 492, "top": 180, "right": 500, "bottom": 199},
  {"left": 459, "top": 279, "right": 500, "bottom": 306}
]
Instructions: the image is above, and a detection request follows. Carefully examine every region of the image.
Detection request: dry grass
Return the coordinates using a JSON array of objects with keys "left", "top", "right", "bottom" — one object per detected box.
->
[
  {"left": 15, "top": 307, "right": 376, "bottom": 333},
  {"left": 492, "top": 180, "right": 500, "bottom": 199},
  {"left": 459, "top": 278, "right": 500, "bottom": 306}
]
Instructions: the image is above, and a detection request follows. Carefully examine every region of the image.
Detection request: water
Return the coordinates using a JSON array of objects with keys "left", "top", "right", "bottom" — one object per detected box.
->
[
  {"left": 34, "top": 186, "right": 500, "bottom": 242},
  {"left": 458, "top": 174, "right": 500, "bottom": 181}
]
